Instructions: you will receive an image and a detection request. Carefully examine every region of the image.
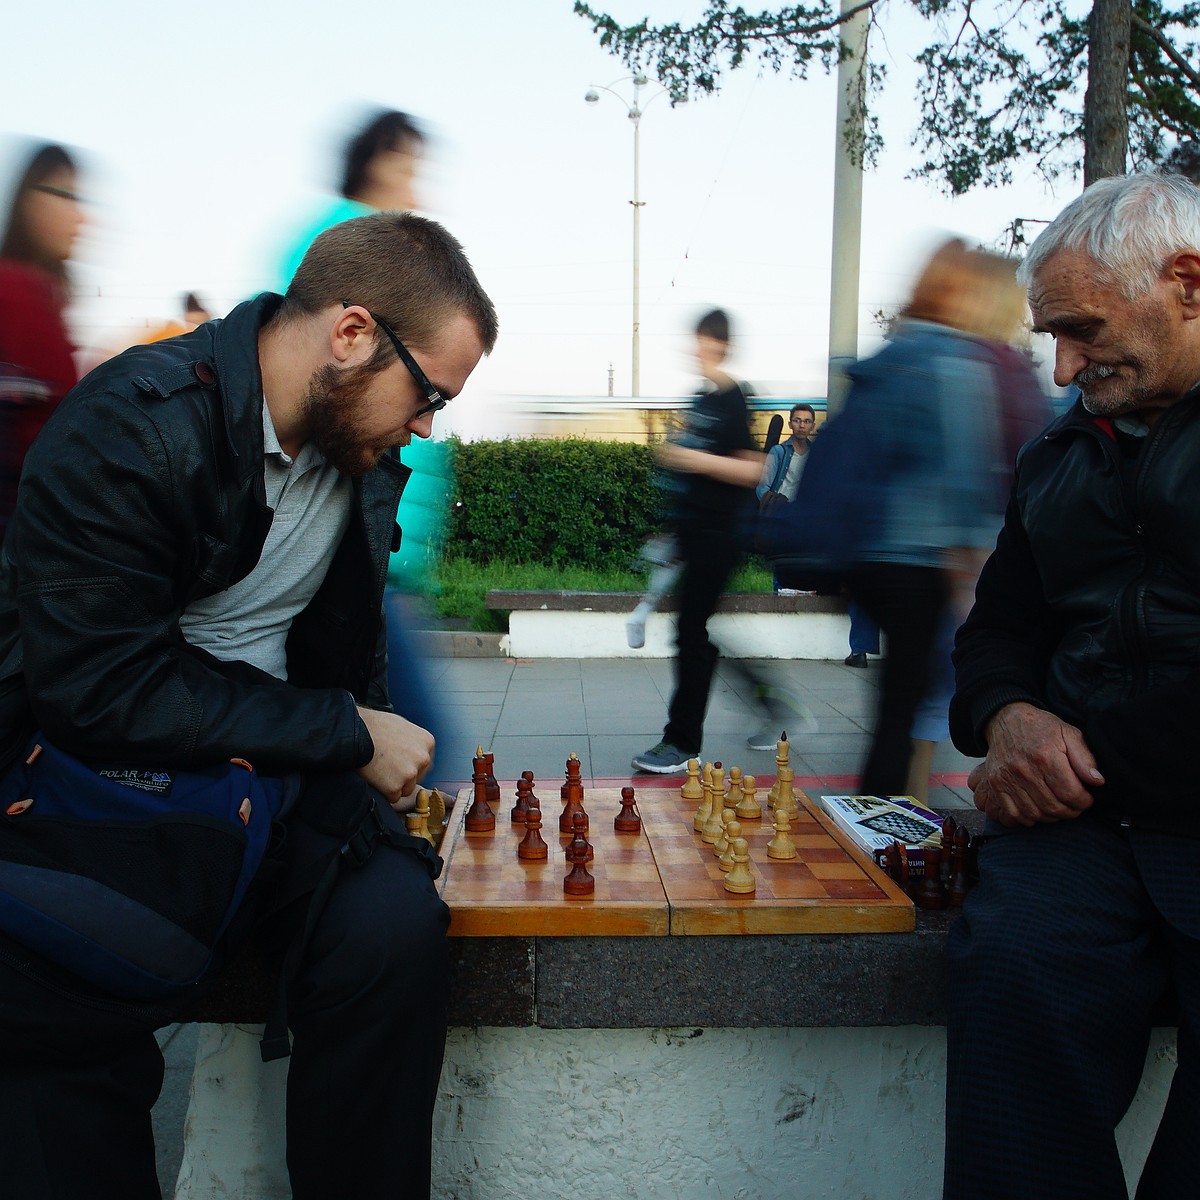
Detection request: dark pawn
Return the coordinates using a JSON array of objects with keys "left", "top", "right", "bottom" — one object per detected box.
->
[
  {"left": 563, "top": 818, "right": 595, "bottom": 896},
  {"left": 614, "top": 786, "right": 642, "bottom": 833},
  {"left": 517, "top": 795, "right": 548, "bottom": 861},
  {"left": 948, "top": 825, "right": 970, "bottom": 906},
  {"left": 916, "top": 844, "right": 946, "bottom": 910},
  {"left": 511, "top": 772, "right": 533, "bottom": 824}
]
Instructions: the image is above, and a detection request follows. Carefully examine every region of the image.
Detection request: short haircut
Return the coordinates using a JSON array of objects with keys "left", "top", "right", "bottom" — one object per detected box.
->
[
  {"left": 790, "top": 403, "right": 815, "bottom": 419},
  {"left": 341, "top": 110, "right": 424, "bottom": 200},
  {"left": 283, "top": 211, "right": 498, "bottom": 355},
  {"left": 696, "top": 308, "right": 731, "bottom": 343},
  {"left": 1017, "top": 172, "right": 1200, "bottom": 300},
  {"left": 0, "top": 143, "right": 76, "bottom": 278}
]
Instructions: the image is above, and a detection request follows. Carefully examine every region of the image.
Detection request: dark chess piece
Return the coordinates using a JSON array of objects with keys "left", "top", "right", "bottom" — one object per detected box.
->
[
  {"left": 916, "top": 844, "right": 946, "bottom": 910},
  {"left": 465, "top": 748, "right": 496, "bottom": 832},
  {"left": 483, "top": 751, "right": 500, "bottom": 810},
  {"left": 517, "top": 795, "right": 548, "bottom": 861},
  {"left": 560, "top": 754, "right": 588, "bottom": 835},
  {"left": 614, "top": 786, "right": 642, "bottom": 833},
  {"left": 941, "top": 816, "right": 957, "bottom": 886},
  {"left": 563, "top": 815, "right": 595, "bottom": 895},
  {"left": 949, "top": 825, "right": 970, "bottom": 907},
  {"left": 511, "top": 773, "right": 533, "bottom": 824}
]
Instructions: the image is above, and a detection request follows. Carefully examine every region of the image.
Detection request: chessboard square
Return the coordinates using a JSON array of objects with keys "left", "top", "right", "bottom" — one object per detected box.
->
[{"left": 807, "top": 862, "right": 870, "bottom": 881}]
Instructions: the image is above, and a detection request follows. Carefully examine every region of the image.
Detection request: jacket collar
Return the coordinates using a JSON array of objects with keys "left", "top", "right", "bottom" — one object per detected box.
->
[{"left": 211, "top": 292, "right": 284, "bottom": 488}]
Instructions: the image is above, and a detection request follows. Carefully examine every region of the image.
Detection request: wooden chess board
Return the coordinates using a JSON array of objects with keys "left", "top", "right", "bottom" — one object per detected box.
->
[
  {"left": 438, "top": 788, "right": 669, "bottom": 936},
  {"left": 640, "top": 790, "right": 914, "bottom": 935},
  {"left": 439, "top": 786, "right": 913, "bottom": 937}
]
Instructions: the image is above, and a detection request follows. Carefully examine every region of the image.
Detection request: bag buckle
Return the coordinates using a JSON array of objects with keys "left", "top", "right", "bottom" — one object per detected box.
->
[{"left": 339, "top": 795, "right": 389, "bottom": 869}]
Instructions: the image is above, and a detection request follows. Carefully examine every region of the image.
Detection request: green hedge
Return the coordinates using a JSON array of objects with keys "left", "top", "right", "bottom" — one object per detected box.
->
[{"left": 446, "top": 437, "right": 659, "bottom": 571}]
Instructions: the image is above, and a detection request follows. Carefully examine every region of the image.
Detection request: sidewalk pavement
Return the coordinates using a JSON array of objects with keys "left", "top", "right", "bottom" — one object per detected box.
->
[
  {"left": 425, "top": 651, "right": 979, "bottom": 808},
  {"left": 153, "top": 651, "right": 981, "bottom": 1192}
]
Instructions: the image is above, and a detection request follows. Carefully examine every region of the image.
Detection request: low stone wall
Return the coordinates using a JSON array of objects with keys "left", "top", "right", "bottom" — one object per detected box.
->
[{"left": 487, "top": 590, "right": 853, "bottom": 660}]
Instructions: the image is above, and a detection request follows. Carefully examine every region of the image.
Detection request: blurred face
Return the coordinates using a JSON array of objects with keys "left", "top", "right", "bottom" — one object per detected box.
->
[
  {"left": 1029, "top": 248, "right": 1192, "bottom": 418},
  {"left": 21, "top": 167, "right": 84, "bottom": 264},
  {"left": 302, "top": 311, "right": 483, "bottom": 475},
  {"left": 790, "top": 410, "right": 815, "bottom": 440},
  {"left": 363, "top": 142, "right": 421, "bottom": 212}
]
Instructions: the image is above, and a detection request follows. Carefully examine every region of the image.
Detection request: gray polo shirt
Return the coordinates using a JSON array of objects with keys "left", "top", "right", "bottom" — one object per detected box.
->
[{"left": 179, "top": 402, "right": 352, "bottom": 680}]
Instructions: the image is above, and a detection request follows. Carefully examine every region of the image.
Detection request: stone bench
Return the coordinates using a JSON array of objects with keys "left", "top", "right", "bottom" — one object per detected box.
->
[
  {"left": 487, "top": 589, "right": 853, "bottom": 659},
  {"left": 167, "top": 806, "right": 1177, "bottom": 1198}
]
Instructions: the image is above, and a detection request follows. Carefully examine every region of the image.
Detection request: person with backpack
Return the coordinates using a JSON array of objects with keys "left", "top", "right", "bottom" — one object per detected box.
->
[{"left": 0, "top": 211, "right": 497, "bottom": 1200}]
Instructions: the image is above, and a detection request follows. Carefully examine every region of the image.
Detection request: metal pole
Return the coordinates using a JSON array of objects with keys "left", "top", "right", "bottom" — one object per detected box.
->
[
  {"left": 826, "top": 0, "right": 869, "bottom": 416},
  {"left": 631, "top": 78, "right": 643, "bottom": 398}
]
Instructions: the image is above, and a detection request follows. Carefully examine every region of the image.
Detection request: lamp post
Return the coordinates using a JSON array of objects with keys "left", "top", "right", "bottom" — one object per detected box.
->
[{"left": 585, "top": 74, "right": 666, "bottom": 398}]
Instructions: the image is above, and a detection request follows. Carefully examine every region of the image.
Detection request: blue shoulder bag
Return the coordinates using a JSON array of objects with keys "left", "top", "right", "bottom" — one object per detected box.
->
[{"left": 0, "top": 735, "right": 285, "bottom": 1001}]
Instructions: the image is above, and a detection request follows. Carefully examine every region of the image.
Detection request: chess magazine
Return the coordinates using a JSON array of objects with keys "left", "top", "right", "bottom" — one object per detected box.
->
[{"left": 817, "top": 794, "right": 943, "bottom": 877}]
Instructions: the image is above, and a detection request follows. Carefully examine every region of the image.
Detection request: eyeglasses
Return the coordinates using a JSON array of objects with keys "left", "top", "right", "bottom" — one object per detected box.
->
[{"left": 342, "top": 302, "right": 446, "bottom": 419}]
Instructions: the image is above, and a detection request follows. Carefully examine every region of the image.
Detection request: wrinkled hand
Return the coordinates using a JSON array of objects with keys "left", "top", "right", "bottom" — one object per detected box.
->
[
  {"left": 969, "top": 702, "right": 1102, "bottom": 827},
  {"left": 355, "top": 706, "right": 434, "bottom": 812}
]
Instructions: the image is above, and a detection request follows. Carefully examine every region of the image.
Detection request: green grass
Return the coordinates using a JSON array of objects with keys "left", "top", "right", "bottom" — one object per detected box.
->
[{"left": 432, "top": 555, "right": 775, "bottom": 632}]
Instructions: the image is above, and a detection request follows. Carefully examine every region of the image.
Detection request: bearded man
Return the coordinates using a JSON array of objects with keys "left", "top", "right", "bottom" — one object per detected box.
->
[
  {"left": 0, "top": 212, "right": 496, "bottom": 1200},
  {"left": 946, "top": 172, "right": 1200, "bottom": 1199}
]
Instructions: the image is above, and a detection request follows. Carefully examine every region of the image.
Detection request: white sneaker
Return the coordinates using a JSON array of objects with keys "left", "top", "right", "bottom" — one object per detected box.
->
[{"left": 626, "top": 614, "right": 646, "bottom": 649}]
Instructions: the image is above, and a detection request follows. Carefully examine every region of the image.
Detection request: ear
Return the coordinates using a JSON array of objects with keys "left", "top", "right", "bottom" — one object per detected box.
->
[
  {"left": 331, "top": 303, "right": 374, "bottom": 363},
  {"left": 1168, "top": 252, "right": 1200, "bottom": 319}
]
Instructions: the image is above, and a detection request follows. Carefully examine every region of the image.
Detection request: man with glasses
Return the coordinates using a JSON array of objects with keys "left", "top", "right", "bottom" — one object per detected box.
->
[{"left": 0, "top": 212, "right": 497, "bottom": 1200}]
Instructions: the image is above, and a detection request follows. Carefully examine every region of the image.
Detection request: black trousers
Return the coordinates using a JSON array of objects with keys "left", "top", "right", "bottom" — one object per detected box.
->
[
  {"left": 663, "top": 520, "right": 742, "bottom": 755},
  {"left": 0, "top": 787, "right": 450, "bottom": 1200},
  {"left": 844, "top": 562, "right": 949, "bottom": 796},
  {"left": 945, "top": 819, "right": 1200, "bottom": 1200}
]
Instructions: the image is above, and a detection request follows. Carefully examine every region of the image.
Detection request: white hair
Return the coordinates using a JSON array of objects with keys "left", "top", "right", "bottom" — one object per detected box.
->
[{"left": 1018, "top": 172, "right": 1200, "bottom": 299}]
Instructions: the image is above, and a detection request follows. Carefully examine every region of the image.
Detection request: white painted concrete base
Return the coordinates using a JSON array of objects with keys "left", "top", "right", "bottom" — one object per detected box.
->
[
  {"left": 505, "top": 610, "right": 854, "bottom": 660},
  {"left": 174, "top": 1023, "right": 290, "bottom": 1200},
  {"left": 175, "top": 1022, "right": 1176, "bottom": 1200}
]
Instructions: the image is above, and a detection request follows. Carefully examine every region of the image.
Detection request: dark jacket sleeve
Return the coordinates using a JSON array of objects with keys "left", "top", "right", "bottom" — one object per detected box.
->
[
  {"left": 950, "top": 490, "right": 1064, "bottom": 756},
  {"left": 12, "top": 389, "right": 374, "bottom": 773}
]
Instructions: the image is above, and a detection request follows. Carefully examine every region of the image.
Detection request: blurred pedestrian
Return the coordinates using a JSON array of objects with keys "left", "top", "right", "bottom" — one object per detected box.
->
[
  {"left": 633, "top": 309, "right": 815, "bottom": 773},
  {"left": 904, "top": 243, "right": 1052, "bottom": 801},
  {"left": 813, "top": 239, "right": 1017, "bottom": 796},
  {"left": 0, "top": 142, "right": 84, "bottom": 545}
]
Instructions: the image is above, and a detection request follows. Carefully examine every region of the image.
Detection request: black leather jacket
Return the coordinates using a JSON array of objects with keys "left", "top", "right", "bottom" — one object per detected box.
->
[
  {"left": 0, "top": 294, "right": 408, "bottom": 776},
  {"left": 952, "top": 390, "right": 1200, "bottom": 827}
]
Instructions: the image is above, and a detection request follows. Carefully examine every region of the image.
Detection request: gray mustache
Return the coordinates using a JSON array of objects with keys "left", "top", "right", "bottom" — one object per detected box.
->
[{"left": 1076, "top": 364, "right": 1118, "bottom": 385}]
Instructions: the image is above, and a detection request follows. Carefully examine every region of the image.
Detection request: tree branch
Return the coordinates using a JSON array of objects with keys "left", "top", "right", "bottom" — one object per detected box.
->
[{"left": 1131, "top": 11, "right": 1200, "bottom": 93}]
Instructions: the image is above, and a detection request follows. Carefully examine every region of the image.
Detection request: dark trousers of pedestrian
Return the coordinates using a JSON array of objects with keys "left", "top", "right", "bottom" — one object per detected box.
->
[
  {"left": 0, "top": 780, "right": 450, "bottom": 1200},
  {"left": 945, "top": 818, "right": 1200, "bottom": 1200},
  {"left": 662, "top": 520, "right": 741, "bottom": 755},
  {"left": 844, "top": 562, "right": 948, "bottom": 796}
]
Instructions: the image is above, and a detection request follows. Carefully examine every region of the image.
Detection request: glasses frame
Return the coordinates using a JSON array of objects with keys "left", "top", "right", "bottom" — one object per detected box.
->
[{"left": 342, "top": 301, "right": 446, "bottom": 420}]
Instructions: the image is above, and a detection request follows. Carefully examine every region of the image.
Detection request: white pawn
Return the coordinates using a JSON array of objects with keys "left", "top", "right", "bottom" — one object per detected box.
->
[{"left": 767, "top": 800, "right": 798, "bottom": 860}]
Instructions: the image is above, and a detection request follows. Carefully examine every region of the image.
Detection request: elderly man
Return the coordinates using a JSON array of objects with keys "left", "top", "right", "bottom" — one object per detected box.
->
[
  {"left": 0, "top": 212, "right": 496, "bottom": 1200},
  {"left": 945, "top": 172, "right": 1200, "bottom": 1199}
]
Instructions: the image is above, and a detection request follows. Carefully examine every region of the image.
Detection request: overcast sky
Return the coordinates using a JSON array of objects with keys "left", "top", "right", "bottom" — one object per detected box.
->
[{"left": 3, "top": 0, "right": 1085, "bottom": 434}]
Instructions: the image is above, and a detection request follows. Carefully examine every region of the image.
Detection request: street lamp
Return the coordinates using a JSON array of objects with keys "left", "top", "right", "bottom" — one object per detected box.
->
[{"left": 584, "top": 74, "right": 668, "bottom": 398}]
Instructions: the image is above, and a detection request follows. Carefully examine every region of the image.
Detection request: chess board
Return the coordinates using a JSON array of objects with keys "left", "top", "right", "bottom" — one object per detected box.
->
[
  {"left": 438, "top": 788, "right": 670, "bottom": 936},
  {"left": 639, "top": 790, "right": 914, "bottom": 935},
  {"left": 439, "top": 785, "right": 913, "bottom": 937}
]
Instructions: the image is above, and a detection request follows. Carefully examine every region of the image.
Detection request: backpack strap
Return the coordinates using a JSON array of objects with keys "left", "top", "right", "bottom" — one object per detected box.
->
[{"left": 259, "top": 793, "right": 442, "bottom": 1062}]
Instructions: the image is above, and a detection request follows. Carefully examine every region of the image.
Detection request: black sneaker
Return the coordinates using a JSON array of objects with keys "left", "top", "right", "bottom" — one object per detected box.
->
[
  {"left": 844, "top": 652, "right": 869, "bottom": 668},
  {"left": 631, "top": 742, "right": 693, "bottom": 773}
]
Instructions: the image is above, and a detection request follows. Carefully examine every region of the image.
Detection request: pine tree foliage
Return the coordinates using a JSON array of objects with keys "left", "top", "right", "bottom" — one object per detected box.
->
[{"left": 574, "top": 0, "right": 1200, "bottom": 194}]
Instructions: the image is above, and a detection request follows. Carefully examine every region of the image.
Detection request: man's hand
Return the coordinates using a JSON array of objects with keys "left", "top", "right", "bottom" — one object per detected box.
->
[
  {"left": 969, "top": 702, "right": 1102, "bottom": 826},
  {"left": 355, "top": 706, "right": 434, "bottom": 812}
]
